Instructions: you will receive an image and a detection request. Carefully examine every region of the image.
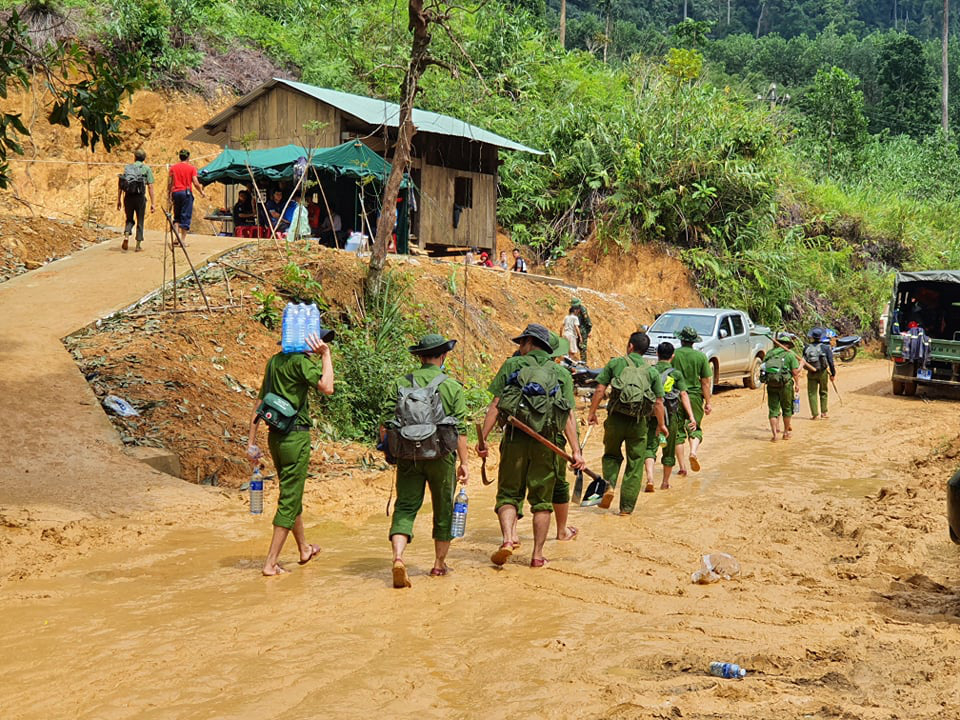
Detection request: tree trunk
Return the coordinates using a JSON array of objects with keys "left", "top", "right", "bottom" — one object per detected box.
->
[
  {"left": 756, "top": 2, "right": 765, "bottom": 38},
  {"left": 944, "top": 0, "right": 950, "bottom": 134},
  {"left": 603, "top": 4, "right": 611, "bottom": 63},
  {"left": 365, "top": 0, "right": 431, "bottom": 298},
  {"left": 683, "top": 0, "right": 689, "bottom": 21},
  {"left": 559, "top": 0, "right": 566, "bottom": 48},
  {"left": 728, "top": 0, "right": 732, "bottom": 25}
]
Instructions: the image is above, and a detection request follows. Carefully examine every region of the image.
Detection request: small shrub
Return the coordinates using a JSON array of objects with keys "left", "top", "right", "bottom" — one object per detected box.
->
[{"left": 251, "top": 288, "right": 280, "bottom": 329}]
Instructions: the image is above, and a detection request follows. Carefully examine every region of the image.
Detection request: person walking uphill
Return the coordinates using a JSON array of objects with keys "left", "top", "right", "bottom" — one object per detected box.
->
[
  {"left": 571, "top": 298, "right": 593, "bottom": 364},
  {"left": 477, "top": 324, "right": 584, "bottom": 568},
  {"left": 247, "top": 328, "right": 335, "bottom": 577},
  {"left": 167, "top": 149, "right": 206, "bottom": 248},
  {"left": 587, "top": 331, "right": 667, "bottom": 514},
  {"left": 672, "top": 326, "right": 713, "bottom": 474},
  {"left": 116, "top": 149, "right": 155, "bottom": 252},
  {"left": 645, "top": 342, "right": 697, "bottom": 491},
  {"left": 804, "top": 328, "right": 836, "bottom": 420},
  {"left": 762, "top": 332, "right": 801, "bottom": 441},
  {"left": 381, "top": 334, "right": 469, "bottom": 589}
]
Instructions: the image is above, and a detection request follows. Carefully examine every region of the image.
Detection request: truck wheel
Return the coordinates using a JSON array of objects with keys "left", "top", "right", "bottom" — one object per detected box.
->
[
  {"left": 903, "top": 381, "right": 918, "bottom": 396},
  {"left": 892, "top": 379, "right": 905, "bottom": 396},
  {"left": 744, "top": 356, "right": 762, "bottom": 389}
]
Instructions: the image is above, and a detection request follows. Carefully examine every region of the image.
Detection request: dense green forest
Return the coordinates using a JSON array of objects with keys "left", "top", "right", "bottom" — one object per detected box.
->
[{"left": 5, "top": 0, "right": 960, "bottom": 335}]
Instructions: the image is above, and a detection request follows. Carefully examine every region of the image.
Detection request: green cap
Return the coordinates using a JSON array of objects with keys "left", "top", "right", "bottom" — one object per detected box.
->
[
  {"left": 675, "top": 326, "right": 701, "bottom": 343},
  {"left": 548, "top": 331, "right": 570, "bottom": 358},
  {"left": 408, "top": 333, "right": 456, "bottom": 355},
  {"left": 571, "top": 297, "right": 583, "bottom": 307}
]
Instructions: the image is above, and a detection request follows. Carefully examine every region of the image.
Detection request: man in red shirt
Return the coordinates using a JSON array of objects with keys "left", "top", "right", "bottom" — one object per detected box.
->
[{"left": 167, "top": 149, "right": 206, "bottom": 247}]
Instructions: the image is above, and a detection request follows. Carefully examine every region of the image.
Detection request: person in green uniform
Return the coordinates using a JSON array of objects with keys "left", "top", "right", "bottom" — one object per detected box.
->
[
  {"left": 571, "top": 298, "right": 593, "bottom": 364},
  {"left": 644, "top": 342, "right": 698, "bottom": 491},
  {"left": 672, "top": 326, "right": 713, "bottom": 474},
  {"left": 380, "top": 334, "right": 469, "bottom": 588},
  {"left": 247, "top": 329, "right": 335, "bottom": 577},
  {"left": 764, "top": 332, "right": 801, "bottom": 441},
  {"left": 549, "top": 331, "right": 579, "bottom": 541},
  {"left": 477, "top": 324, "right": 584, "bottom": 568},
  {"left": 805, "top": 328, "right": 836, "bottom": 420},
  {"left": 587, "top": 331, "right": 667, "bottom": 515}
]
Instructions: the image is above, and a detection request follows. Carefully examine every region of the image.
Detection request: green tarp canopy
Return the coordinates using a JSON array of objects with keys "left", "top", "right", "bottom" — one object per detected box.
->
[{"left": 198, "top": 140, "right": 400, "bottom": 186}]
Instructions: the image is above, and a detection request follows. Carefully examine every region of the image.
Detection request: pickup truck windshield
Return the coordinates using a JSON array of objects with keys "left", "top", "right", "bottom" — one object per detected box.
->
[{"left": 649, "top": 314, "right": 716, "bottom": 336}]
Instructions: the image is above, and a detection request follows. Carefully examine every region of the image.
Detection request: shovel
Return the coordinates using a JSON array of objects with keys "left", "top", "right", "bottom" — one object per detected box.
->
[
  {"left": 572, "top": 425, "right": 593, "bottom": 503},
  {"left": 504, "top": 415, "right": 607, "bottom": 507}
]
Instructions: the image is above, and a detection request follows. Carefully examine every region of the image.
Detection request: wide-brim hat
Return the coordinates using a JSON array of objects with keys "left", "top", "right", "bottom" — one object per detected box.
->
[
  {"left": 571, "top": 297, "right": 583, "bottom": 307},
  {"left": 675, "top": 326, "right": 701, "bottom": 343},
  {"left": 409, "top": 333, "right": 456, "bottom": 355},
  {"left": 808, "top": 327, "right": 824, "bottom": 340},
  {"left": 512, "top": 323, "right": 552, "bottom": 351},
  {"left": 776, "top": 331, "right": 795, "bottom": 345},
  {"left": 548, "top": 331, "right": 570, "bottom": 359}
]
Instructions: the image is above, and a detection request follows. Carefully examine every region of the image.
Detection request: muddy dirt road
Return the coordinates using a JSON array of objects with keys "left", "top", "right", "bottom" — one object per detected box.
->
[{"left": 3, "top": 360, "right": 960, "bottom": 719}]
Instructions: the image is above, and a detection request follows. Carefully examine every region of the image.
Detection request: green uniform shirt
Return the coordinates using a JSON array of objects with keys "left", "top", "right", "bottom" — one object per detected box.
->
[
  {"left": 596, "top": 352, "right": 665, "bottom": 397},
  {"left": 382, "top": 363, "right": 468, "bottom": 435},
  {"left": 672, "top": 345, "right": 712, "bottom": 397},
  {"left": 652, "top": 360, "right": 688, "bottom": 393},
  {"left": 133, "top": 160, "right": 155, "bottom": 185},
  {"left": 488, "top": 349, "right": 576, "bottom": 409},
  {"left": 257, "top": 352, "right": 325, "bottom": 426},
  {"left": 765, "top": 347, "right": 799, "bottom": 374},
  {"left": 578, "top": 306, "right": 592, "bottom": 337}
]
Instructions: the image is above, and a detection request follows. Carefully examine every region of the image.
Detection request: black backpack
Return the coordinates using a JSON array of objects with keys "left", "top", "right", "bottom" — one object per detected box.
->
[
  {"left": 660, "top": 368, "right": 681, "bottom": 421},
  {"left": 120, "top": 163, "right": 148, "bottom": 196}
]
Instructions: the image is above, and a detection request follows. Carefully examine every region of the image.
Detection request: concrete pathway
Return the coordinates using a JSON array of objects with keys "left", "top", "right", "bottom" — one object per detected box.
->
[{"left": 0, "top": 229, "right": 247, "bottom": 522}]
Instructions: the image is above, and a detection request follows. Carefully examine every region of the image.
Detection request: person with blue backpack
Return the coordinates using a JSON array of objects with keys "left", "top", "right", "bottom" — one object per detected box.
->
[
  {"left": 804, "top": 328, "right": 836, "bottom": 420},
  {"left": 476, "top": 323, "right": 584, "bottom": 569},
  {"left": 381, "top": 334, "right": 469, "bottom": 588}
]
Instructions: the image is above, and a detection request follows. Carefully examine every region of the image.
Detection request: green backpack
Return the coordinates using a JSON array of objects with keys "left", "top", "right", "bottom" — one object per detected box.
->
[
  {"left": 498, "top": 356, "right": 571, "bottom": 435},
  {"left": 609, "top": 355, "right": 657, "bottom": 418},
  {"left": 660, "top": 368, "right": 681, "bottom": 421},
  {"left": 760, "top": 352, "right": 792, "bottom": 387}
]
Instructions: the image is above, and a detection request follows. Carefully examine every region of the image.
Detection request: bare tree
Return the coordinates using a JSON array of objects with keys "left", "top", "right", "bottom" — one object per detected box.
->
[
  {"left": 559, "top": 0, "right": 567, "bottom": 47},
  {"left": 944, "top": 0, "right": 950, "bottom": 134}
]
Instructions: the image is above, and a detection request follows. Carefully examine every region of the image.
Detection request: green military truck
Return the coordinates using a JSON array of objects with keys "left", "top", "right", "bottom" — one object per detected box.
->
[{"left": 886, "top": 270, "right": 960, "bottom": 396}]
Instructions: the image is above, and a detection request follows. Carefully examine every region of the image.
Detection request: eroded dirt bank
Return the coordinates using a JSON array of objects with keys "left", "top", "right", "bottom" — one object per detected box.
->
[{"left": 2, "top": 360, "right": 959, "bottom": 719}]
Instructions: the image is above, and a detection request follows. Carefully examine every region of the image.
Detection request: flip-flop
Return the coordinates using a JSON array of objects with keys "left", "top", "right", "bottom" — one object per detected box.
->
[
  {"left": 491, "top": 544, "right": 514, "bottom": 566},
  {"left": 298, "top": 544, "right": 322, "bottom": 565},
  {"left": 660, "top": 482, "right": 670, "bottom": 490},
  {"left": 598, "top": 489, "right": 615, "bottom": 509},
  {"left": 558, "top": 526, "right": 579, "bottom": 542},
  {"left": 530, "top": 557, "right": 548, "bottom": 568},
  {"left": 783, "top": 432, "right": 792, "bottom": 440},
  {"left": 644, "top": 482, "right": 655, "bottom": 493},
  {"left": 511, "top": 541, "right": 522, "bottom": 550},
  {"left": 677, "top": 469, "right": 688, "bottom": 476},
  {"left": 429, "top": 566, "right": 452, "bottom": 577},
  {"left": 689, "top": 455, "right": 701, "bottom": 472},
  {"left": 392, "top": 559, "right": 412, "bottom": 588}
]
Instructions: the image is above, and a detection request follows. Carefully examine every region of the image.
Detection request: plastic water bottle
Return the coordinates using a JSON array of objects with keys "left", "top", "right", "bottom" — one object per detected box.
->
[
  {"left": 452, "top": 487, "right": 468, "bottom": 538},
  {"left": 658, "top": 433, "right": 667, "bottom": 448},
  {"left": 709, "top": 662, "right": 746, "bottom": 679},
  {"left": 281, "top": 302, "right": 295, "bottom": 353},
  {"left": 306, "top": 303, "right": 320, "bottom": 340},
  {"left": 250, "top": 466, "right": 264, "bottom": 514},
  {"left": 793, "top": 394, "right": 800, "bottom": 415}
]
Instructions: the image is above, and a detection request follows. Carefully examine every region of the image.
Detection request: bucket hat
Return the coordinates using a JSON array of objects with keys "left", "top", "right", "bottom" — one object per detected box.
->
[
  {"left": 548, "top": 331, "right": 570, "bottom": 359},
  {"left": 809, "top": 327, "right": 823, "bottom": 340},
  {"left": 675, "top": 326, "right": 701, "bottom": 343},
  {"left": 571, "top": 297, "right": 583, "bottom": 307},
  {"left": 408, "top": 333, "right": 457, "bottom": 355},
  {"left": 775, "top": 331, "right": 795, "bottom": 345},
  {"left": 512, "top": 323, "right": 552, "bottom": 352}
]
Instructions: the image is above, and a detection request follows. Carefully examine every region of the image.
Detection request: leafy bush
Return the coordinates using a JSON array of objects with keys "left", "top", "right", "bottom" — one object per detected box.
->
[{"left": 251, "top": 288, "right": 280, "bottom": 329}]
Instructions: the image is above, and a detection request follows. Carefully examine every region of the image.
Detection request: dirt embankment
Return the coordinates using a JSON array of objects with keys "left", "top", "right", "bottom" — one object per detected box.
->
[
  {"left": 65, "top": 242, "right": 693, "bottom": 491},
  {"left": 0, "top": 215, "right": 106, "bottom": 280}
]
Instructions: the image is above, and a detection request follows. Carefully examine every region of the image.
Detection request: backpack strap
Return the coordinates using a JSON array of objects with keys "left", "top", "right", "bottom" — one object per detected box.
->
[
  {"left": 405, "top": 373, "right": 417, "bottom": 389},
  {"left": 423, "top": 372, "right": 448, "bottom": 390}
]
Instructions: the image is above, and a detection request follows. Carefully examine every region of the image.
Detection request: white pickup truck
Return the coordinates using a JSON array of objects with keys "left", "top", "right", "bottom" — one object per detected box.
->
[{"left": 642, "top": 308, "right": 774, "bottom": 389}]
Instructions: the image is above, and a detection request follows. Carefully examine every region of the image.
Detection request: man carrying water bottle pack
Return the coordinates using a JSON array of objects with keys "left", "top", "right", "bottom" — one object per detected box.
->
[
  {"left": 247, "top": 326, "right": 335, "bottom": 577},
  {"left": 380, "top": 334, "right": 469, "bottom": 589}
]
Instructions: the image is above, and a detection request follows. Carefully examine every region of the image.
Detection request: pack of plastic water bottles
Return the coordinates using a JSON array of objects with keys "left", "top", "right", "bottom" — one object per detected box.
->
[{"left": 281, "top": 302, "right": 321, "bottom": 353}]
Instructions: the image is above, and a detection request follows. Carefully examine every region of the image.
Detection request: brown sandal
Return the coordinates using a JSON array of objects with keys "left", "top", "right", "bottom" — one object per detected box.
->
[
  {"left": 491, "top": 544, "right": 513, "bottom": 566},
  {"left": 392, "top": 559, "right": 411, "bottom": 588}
]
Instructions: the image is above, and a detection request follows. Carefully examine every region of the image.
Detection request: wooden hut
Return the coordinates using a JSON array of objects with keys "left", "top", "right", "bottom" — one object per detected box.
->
[{"left": 186, "top": 78, "right": 541, "bottom": 253}]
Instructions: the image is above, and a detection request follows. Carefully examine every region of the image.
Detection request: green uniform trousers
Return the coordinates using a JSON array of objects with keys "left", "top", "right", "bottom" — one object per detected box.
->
[
  {"left": 268, "top": 429, "right": 312, "bottom": 530},
  {"left": 644, "top": 412, "right": 679, "bottom": 466},
  {"left": 580, "top": 335, "right": 589, "bottom": 364},
  {"left": 807, "top": 369, "right": 829, "bottom": 416},
  {"left": 497, "top": 430, "right": 557, "bottom": 514},
  {"left": 767, "top": 380, "right": 795, "bottom": 418},
  {"left": 601, "top": 411, "right": 648, "bottom": 514},
  {"left": 553, "top": 445, "right": 571, "bottom": 504},
  {"left": 676, "top": 392, "right": 704, "bottom": 442},
  {"left": 389, "top": 455, "right": 456, "bottom": 542}
]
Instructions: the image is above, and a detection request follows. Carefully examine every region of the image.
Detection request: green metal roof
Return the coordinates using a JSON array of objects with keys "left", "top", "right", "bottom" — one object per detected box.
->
[{"left": 187, "top": 77, "right": 542, "bottom": 155}]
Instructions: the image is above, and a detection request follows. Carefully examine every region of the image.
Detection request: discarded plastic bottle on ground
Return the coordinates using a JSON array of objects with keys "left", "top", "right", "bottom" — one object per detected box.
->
[
  {"left": 691, "top": 552, "right": 741, "bottom": 584},
  {"left": 250, "top": 466, "right": 264, "bottom": 515},
  {"left": 709, "top": 662, "right": 746, "bottom": 679},
  {"left": 452, "top": 487, "right": 468, "bottom": 538}
]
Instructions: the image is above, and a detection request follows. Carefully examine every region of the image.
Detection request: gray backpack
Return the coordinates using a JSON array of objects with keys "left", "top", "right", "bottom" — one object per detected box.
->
[{"left": 386, "top": 373, "right": 460, "bottom": 461}]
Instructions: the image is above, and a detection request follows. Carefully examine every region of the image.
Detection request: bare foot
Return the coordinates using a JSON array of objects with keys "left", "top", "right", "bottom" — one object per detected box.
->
[
  {"left": 660, "top": 481, "right": 670, "bottom": 489},
  {"left": 821, "top": 414, "right": 829, "bottom": 419},
  {"left": 811, "top": 415, "right": 819, "bottom": 421},
  {"left": 770, "top": 435, "right": 778, "bottom": 442},
  {"left": 677, "top": 468, "right": 688, "bottom": 476},
  {"left": 557, "top": 526, "right": 579, "bottom": 541},
  {"left": 262, "top": 564, "right": 288, "bottom": 577},
  {"left": 783, "top": 431, "right": 792, "bottom": 440}
]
